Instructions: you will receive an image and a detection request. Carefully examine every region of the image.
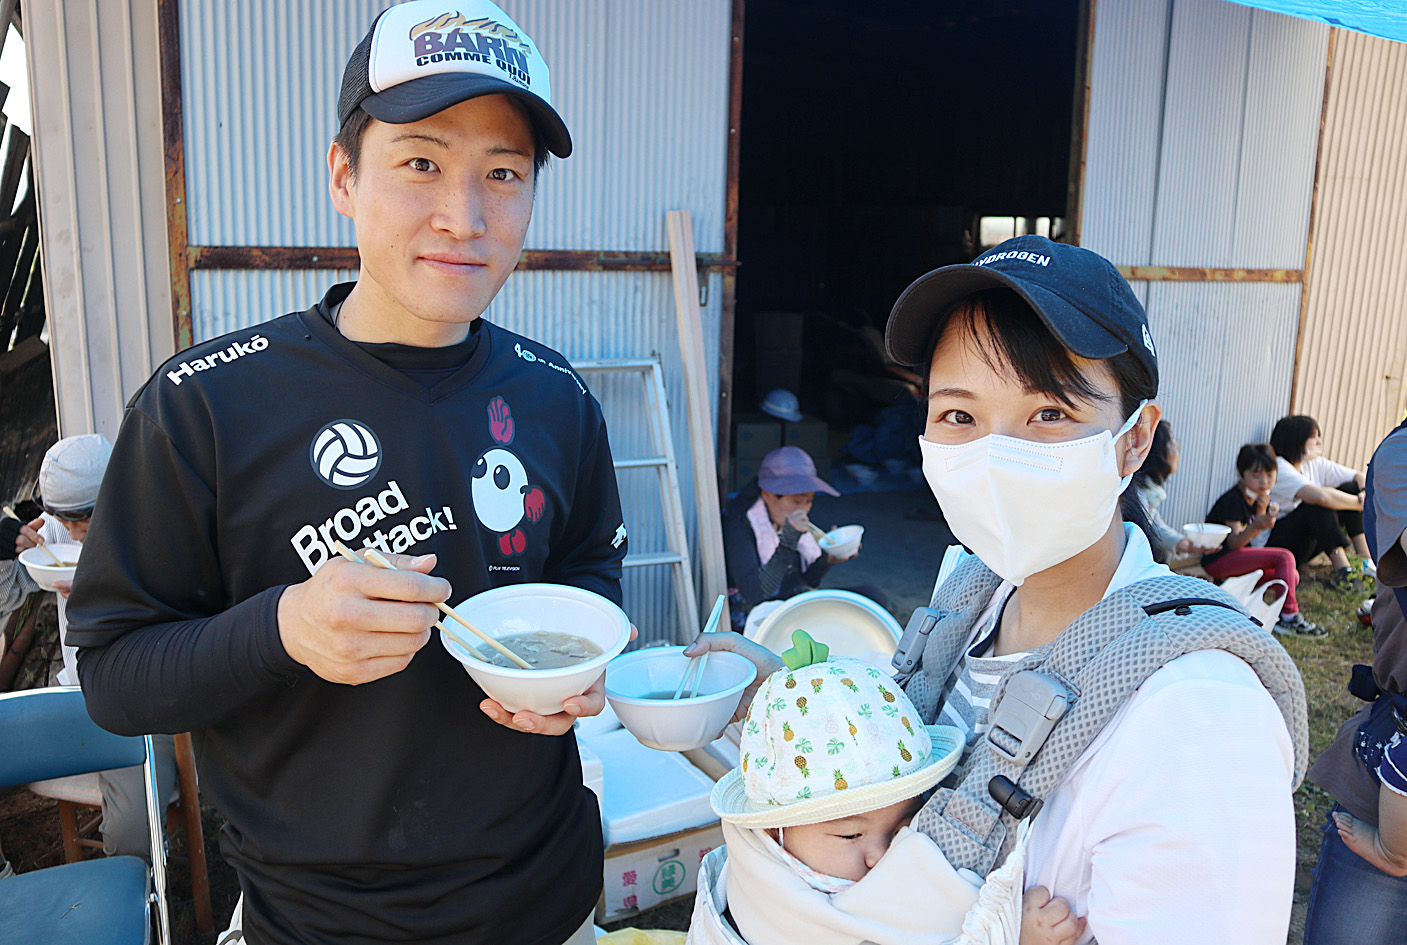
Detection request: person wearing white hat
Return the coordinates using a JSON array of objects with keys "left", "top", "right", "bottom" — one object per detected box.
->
[
  {"left": 12, "top": 434, "right": 179, "bottom": 861},
  {"left": 26, "top": 433, "right": 115, "bottom": 684},
  {"left": 65, "top": 3, "right": 626, "bottom": 943},
  {"left": 688, "top": 631, "right": 1083, "bottom": 945}
]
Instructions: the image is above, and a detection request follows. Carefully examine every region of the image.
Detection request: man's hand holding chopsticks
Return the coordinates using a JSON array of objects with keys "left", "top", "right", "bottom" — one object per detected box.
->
[{"left": 277, "top": 552, "right": 449, "bottom": 686}]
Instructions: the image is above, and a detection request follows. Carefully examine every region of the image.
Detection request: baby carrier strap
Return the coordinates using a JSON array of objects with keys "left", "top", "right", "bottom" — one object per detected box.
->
[
  {"left": 894, "top": 555, "right": 1005, "bottom": 723},
  {"left": 908, "top": 571, "right": 1308, "bottom": 878}
]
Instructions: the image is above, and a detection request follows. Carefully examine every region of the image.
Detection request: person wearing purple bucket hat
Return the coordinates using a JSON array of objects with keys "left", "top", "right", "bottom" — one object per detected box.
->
[{"left": 722, "top": 446, "right": 860, "bottom": 630}]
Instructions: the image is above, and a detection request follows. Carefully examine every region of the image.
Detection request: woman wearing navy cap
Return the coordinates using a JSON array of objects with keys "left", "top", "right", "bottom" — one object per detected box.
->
[{"left": 691, "top": 236, "right": 1305, "bottom": 944}]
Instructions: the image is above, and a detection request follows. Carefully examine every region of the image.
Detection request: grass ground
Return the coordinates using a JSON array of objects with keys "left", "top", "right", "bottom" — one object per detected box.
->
[{"left": 1279, "top": 557, "right": 1378, "bottom": 942}]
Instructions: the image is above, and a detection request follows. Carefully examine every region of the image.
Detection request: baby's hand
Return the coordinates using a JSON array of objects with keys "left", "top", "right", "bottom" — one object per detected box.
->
[{"left": 1020, "top": 887, "right": 1086, "bottom": 945}]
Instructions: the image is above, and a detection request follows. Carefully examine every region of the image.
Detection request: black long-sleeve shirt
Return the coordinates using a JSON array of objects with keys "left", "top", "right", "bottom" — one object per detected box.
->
[{"left": 67, "top": 284, "right": 626, "bottom": 945}]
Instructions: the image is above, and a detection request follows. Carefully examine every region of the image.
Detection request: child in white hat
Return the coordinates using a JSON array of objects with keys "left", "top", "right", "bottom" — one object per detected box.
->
[{"left": 688, "top": 632, "right": 1083, "bottom": 945}]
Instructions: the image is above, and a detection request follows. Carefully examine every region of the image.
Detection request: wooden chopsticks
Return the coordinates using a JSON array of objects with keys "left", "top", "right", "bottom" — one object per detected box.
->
[{"left": 329, "top": 541, "right": 533, "bottom": 670}]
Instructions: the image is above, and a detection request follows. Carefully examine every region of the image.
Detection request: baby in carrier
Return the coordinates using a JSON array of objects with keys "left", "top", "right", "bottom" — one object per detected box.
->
[{"left": 687, "top": 632, "right": 1083, "bottom": 945}]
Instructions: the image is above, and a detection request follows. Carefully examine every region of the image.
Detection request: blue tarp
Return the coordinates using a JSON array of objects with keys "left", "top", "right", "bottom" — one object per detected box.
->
[{"left": 1229, "top": 1, "right": 1407, "bottom": 43}]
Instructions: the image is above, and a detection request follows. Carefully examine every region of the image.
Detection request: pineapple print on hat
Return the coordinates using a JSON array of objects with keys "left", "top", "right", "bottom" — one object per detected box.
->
[{"left": 734, "top": 629, "right": 945, "bottom": 813}]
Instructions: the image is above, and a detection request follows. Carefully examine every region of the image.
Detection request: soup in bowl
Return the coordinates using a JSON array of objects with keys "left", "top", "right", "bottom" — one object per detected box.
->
[
  {"left": 606, "top": 646, "right": 757, "bottom": 751},
  {"left": 440, "top": 583, "right": 632, "bottom": 716},
  {"left": 19, "top": 543, "right": 83, "bottom": 593}
]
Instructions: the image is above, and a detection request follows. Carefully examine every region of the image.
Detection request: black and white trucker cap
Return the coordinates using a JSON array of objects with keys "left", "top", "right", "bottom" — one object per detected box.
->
[
  {"left": 884, "top": 235, "right": 1158, "bottom": 387},
  {"left": 337, "top": 0, "right": 572, "bottom": 157}
]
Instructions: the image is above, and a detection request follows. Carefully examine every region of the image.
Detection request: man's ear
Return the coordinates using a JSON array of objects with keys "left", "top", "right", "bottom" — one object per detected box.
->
[
  {"left": 328, "top": 142, "right": 355, "bottom": 220},
  {"left": 1118, "top": 402, "right": 1163, "bottom": 478}
]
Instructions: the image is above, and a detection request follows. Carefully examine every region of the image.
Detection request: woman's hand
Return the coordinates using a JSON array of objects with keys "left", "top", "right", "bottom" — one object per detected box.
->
[
  {"left": 684, "top": 632, "right": 785, "bottom": 722},
  {"left": 827, "top": 542, "right": 861, "bottom": 563},
  {"left": 784, "top": 507, "right": 812, "bottom": 534},
  {"left": 18, "top": 517, "right": 43, "bottom": 554}
]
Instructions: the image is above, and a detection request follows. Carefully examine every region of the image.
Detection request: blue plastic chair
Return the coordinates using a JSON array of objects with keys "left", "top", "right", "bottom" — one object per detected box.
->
[{"left": 0, "top": 687, "right": 169, "bottom": 945}]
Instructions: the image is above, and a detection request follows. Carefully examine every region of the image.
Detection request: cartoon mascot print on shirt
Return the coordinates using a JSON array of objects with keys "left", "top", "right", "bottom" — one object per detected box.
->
[{"left": 472, "top": 396, "right": 545, "bottom": 556}]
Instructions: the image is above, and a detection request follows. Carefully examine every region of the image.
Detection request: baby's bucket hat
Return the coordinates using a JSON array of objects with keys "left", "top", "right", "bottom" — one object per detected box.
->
[{"left": 712, "top": 631, "right": 963, "bottom": 829}]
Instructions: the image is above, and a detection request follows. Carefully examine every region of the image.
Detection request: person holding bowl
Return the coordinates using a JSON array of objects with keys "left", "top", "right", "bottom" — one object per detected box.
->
[
  {"left": 690, "top": 235, "right": 1305, "bottom": 944},
  {"left": 722, "top": 445, "right": 861, "bottom": 631}
]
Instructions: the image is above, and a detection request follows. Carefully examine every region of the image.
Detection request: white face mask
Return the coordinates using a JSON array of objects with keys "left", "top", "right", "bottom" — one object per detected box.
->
[{"left": 919, "top": 403, "right": 1147, "bottom": 586}]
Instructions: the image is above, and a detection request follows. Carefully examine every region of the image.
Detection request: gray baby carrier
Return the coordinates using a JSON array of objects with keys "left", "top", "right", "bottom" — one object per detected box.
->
[{"left": 894, "top": 555, "right": 1308, "bottom": 878}]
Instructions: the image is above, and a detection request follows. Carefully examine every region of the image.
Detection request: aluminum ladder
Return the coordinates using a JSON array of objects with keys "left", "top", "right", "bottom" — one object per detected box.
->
[{"left": 576, "top": 358, "right": 701, "bottom": 644}]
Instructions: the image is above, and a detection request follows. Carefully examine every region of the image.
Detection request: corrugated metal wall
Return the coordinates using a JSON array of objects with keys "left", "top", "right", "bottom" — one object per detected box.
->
[
  {"left": 1083, "top": 0, "right": 1327, "bottom": 532},
  {"left": 178, "top": 0, "right": 731, "bottom": 640},
  {"left": 1294, "top": 29, "right": 1407, "bottom": 469},
  {"left": 27, "top": 0, "right": 174, "bottom": 439}
]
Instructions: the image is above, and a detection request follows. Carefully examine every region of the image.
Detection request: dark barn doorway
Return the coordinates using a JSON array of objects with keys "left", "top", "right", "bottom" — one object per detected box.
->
[{"left": 729, "top": 0, "right": 1084, "bottom": 493}]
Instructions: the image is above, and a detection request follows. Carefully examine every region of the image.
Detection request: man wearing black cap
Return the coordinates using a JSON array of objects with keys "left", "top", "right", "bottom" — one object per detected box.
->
[{"left": 67, "top": 3, "right": 624, "bottom": 943}]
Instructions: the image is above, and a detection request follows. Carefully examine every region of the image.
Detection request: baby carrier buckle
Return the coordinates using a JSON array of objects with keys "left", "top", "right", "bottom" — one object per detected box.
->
[{"left": 986, "top": 670, "right": 1070, "bottom": 767}]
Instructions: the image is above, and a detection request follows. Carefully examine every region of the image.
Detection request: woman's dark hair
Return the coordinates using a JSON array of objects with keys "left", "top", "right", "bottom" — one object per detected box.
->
[
  {"left": 1236, "top": 443, "right": 1277, "bottom": 475},
  {"left": 332, "top": 101, "right": 551, "bottom": 181},
  {"left": 1140, "top": 420, "right": 1176, "bottom": 486},
  {"left": 923, "top": 288, "right": 1160, "bottom": 545},
  {"left": 1269, "top": 415, "right": 1320, "bottom": 465}
]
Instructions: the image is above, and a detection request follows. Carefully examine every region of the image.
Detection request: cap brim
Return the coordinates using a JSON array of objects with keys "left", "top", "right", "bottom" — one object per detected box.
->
[
  {"left": 761, "top": 406, "right": 804, "bottom": 422},
  {"left": 758, "top": 474, "right": 840, "bottom": 498},
  {"left": 362, "top": 73, "right": 572, "bottom": 158},
  {"left": 711, "top": 725, "right": 963, "bottom": 829},
  {"left": 884, "top": 264, "right": 1131, "bottom": 367}
]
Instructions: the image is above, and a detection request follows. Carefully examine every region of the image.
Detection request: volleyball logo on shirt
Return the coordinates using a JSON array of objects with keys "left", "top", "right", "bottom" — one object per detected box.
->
[{"left": 310, "top": 420, "right": 382, "bottom": 489}]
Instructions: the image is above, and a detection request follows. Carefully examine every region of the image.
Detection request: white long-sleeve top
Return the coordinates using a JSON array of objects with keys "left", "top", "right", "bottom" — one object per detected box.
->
[
  {"left": 36, "top": 515, "right": 79, "bottom": 685},
  {"left": 936, "top": 526, "right": 1296, "bottom": 944}
]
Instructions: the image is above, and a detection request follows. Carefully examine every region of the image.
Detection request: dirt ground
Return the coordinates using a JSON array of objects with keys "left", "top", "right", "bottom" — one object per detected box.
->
[{"left": 0, "top": 499, "right": 1378, "bottom": 944}]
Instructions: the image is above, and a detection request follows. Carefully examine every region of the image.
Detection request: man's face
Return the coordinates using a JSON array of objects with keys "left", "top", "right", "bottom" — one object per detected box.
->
[{"left": 328, "top": 95, "right": 536, "bottom": 343}]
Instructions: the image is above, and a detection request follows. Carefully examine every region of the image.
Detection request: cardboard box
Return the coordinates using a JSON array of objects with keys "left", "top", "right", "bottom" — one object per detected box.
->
[
  {"left": 754, "top": 311, "right": 805, "bottom": 349},
  {"left": 753, "top": 346, "right": 804, "bottom": 403},
  {"left": 730, "top": 457, "right": 762, "bottom": 492},
  {"left": 598, "top": 822, "right": 724, "bottom": 923},
  {"left": 733, "top": 415, "right": 782, "bottom": 459},
  {"left": 590, "top": 727, "right": 717, "bottom": 846},
  {"left": 783, "top": 416, "right": 829, "bottom": 463}
]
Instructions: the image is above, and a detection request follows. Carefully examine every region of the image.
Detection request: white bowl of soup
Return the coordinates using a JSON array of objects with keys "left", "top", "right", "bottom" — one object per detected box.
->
[
  {"left": 1181, "top": 522, "right": 1232, "bottom": 551},
  {"left": 818, "top": 524, "right": 864, "bottom": 559},
  {"left": 605, "top": 646, "right": 758, "bottom": 751},
  {"left": 440, "top": 583, "right": 632, "bottom": 716},
  {"left": 18, "top": 543, "right": 83, "bottom": 592}
]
